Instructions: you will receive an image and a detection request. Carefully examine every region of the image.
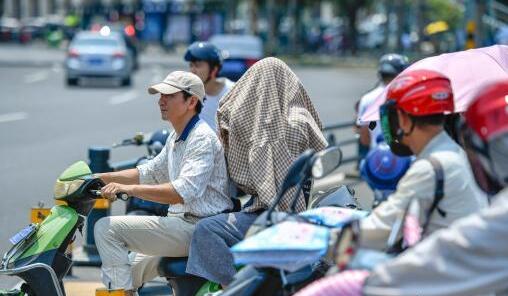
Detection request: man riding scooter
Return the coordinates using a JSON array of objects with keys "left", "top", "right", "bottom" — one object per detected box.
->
[
  {"left": 184, "top": 41, "right": 234, "bottom": 131},
  {"left": 357, "top": 69, "right": 487, "bottom": 250},
  {"left": 295, "top": 80, "right": 508, "bottom": 296},
  {"left": 93, "top": 71, "right": 232, "bottom": 295},
  {"left": 355, "top": 54, "right": 409, "bottom": 162}
]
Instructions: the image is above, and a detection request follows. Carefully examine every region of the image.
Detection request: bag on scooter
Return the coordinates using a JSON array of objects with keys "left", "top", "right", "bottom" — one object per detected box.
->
[
  {"left": 232, "top": 207, "right": 369, "bottom": 272},
  {"left": 300, "top": 207, "right": 369, "bottom": 228},
  {"left": 231, "top": 221, "right": 329, "bottom": 272}
]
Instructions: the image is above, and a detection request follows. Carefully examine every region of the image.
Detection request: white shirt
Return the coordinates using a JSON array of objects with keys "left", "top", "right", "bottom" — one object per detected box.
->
[
  {"left": 201, "top": 78, "right": 235, "bottom": 131},
  {"left": 360, "top": 131, "right": 488, "bottom": 250},
  {"left": 357, "top": 84, "right": 384, "bottom": 149},
  {"left": 364, "top": 189, "right": 508, "bottom": 296},
  {"left": 137, "top": 117, "right": 232, "bottom": 217}
]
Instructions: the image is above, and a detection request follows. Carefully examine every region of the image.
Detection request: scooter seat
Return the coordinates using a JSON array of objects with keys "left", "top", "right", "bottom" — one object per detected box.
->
[{"left": 158, "top": 257, "right": 191, "bottom": 278}]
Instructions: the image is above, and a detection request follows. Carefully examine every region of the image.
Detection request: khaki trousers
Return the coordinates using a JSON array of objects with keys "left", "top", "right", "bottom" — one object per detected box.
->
[{"left": 94, "top": 213, "right": 196, "bottom": 290}]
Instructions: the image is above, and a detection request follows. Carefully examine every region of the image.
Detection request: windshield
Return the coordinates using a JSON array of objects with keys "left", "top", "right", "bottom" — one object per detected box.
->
[{"left": 74, "top": 38, "right": 120, "bottom": 47}]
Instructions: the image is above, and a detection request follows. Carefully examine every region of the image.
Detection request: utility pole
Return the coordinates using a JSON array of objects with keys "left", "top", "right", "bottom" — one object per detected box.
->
[
  {"left": 266, "top": 0, "right": 278, "bottom": 55},
  {"left": 415, "top": 0, "right": 426, "bottom": 53},
  {"left": 13, "top": 0, "right": 21, "bottom": 19},
  {"left": 475, "top": 0, "right": 487, "bottom": 47},
  {"left": 383, "top": 0, "right": 392, "bottom": 51},
  {"left": 225, "top": 0, "right": 239, "bottom": 33},
  {"left": 63, "top": 0, "right": 72, "bottom": 14},
  {"left": 47, "top": 0, "right": 57, "bottom": 14},
  {"left": 289, "top": 0, "right": 298, "bottom": 54},
  {"left": 29, "top": 0, "right": 39, "bottom": 16},
  {"left": 395, "top": 0, "right": 405, "bottom": 51},
  {"left": 248, "top": 0, "right": 258, "bottom": 35}
]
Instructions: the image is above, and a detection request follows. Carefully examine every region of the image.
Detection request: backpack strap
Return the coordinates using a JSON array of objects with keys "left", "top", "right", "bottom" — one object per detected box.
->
[{"left": 422, "top": 156, "right": 446, "bottom": 233}]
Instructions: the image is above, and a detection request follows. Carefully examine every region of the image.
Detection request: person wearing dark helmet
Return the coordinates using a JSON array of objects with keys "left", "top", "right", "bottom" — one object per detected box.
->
[
  {"left": 185, "top": 41, "right": 234, "bottom": 131},
  {"left": 295, "top": 80, "right": 508, "bottom": 296},
  {"left": 358, "top": 69, "right": 487, "bottom": 250},
  {"left": 356, "top": 54, "right": 409, "bottom": 153}
]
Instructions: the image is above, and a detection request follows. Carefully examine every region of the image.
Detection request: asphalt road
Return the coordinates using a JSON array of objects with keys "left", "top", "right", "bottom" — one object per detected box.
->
[{"left": 0, "top": 46, "right": 377, "bottom": 289}]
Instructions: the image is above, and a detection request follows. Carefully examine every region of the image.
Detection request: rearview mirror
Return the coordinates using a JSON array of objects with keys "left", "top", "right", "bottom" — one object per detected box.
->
[
  {"left": 279, "top": 149, "right": 315, "bottom": 196},
  {"left": 264, "top": 149, "right": 315, "bottom": 223},
  {"left": 312, "top": 146, "right": 343, "bottom": 179}
]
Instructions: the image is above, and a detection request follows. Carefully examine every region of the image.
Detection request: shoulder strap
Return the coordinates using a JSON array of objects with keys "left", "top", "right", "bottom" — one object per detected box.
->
[{"left": 423, "top": 156, "right": 446, "bottom": 232}]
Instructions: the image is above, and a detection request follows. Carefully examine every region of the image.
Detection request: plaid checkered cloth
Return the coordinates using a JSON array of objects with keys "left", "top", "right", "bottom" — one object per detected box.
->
[{"left": 217, "top": 57, "right": 327, "bottom": 213}]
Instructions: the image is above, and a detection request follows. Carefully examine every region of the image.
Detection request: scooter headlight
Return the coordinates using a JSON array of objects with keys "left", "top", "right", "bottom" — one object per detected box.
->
[{"left": 54, "top": 179, "right": 84, "bottom": 200}]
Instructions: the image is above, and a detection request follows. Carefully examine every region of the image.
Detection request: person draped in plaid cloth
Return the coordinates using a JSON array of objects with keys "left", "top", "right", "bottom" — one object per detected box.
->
[{"left": 186, "top": 57, "right": 328, "bottom": 287}]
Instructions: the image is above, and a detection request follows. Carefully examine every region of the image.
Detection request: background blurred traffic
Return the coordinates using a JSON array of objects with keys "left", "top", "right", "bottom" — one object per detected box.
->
[{"left": 1, "top": 0, "right": 508, "bottom": 61}]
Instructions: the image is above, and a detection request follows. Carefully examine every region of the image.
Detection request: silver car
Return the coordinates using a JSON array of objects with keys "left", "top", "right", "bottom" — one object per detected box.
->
[{"left": 65, "top": 30, "right": 133, "bottom": 86}]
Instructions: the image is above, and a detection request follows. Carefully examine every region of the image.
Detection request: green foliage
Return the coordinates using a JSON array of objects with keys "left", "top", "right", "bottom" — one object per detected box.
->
[
  {"left": 425, "top": 0, "right": 463, "bottom": 30},
  {"left": 334, "top": 0, "right": 373, "bottom": 15}
]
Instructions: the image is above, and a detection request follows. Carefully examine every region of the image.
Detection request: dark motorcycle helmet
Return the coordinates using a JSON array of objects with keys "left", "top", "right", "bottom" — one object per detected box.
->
[
  {"left": 380, "top": 70, "right": 454, "bottom": 156},
  {"left": 378, "top": 53, "right": 409, "bottom": 78},
  {"left": 360, "top": 137, "right": 412, "bottom": 191},
  {"left": 461, "top": 81, "right": 508, "bottom": 195},
  {"left": 148, "top": 129, "right": 169, "bottom": 156},
  {"left": 184, "top": 41, "right": 223, "bottom": 67}
]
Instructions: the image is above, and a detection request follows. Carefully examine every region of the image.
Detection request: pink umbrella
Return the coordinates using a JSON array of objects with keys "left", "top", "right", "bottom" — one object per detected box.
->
[{"left": 359, "top": 45, "right": 508, "bottom": 123}]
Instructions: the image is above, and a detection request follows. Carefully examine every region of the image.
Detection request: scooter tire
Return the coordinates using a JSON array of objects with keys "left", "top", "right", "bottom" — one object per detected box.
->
[{"left": 20, "top": 283, "right": 35, "bottom": 296}]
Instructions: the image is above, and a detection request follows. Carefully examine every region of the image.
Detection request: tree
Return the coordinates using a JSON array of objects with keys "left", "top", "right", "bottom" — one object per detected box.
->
[
  {"left": 424, "top": 0, "right": 462, "bottom": 31},
  {"left": 335, "top": 0, "right": 372, "bottom": 55}
]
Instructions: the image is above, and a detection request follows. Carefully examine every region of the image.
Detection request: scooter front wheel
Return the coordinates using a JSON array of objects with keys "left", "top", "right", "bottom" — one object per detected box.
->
[{"left": 20, "top": 283, "right": 35, "bottom": 296}]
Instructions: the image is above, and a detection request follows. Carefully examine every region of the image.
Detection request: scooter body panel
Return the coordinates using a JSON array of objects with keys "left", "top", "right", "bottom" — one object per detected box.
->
[{"left": 10, "top": 205, "right": 77, "bottom": 264}]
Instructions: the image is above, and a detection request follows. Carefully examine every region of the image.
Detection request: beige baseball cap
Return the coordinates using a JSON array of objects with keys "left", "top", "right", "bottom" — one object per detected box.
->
[{"left": 148, "top": 71, "right": 205, "bottom": 102}]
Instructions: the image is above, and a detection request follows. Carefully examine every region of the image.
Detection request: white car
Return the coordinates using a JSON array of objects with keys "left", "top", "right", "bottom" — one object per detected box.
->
[{"left": 65, "top": 29, "right": 133, "bottom": 86}]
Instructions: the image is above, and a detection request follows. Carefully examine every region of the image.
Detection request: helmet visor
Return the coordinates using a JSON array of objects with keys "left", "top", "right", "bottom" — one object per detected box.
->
[
  {"left": 489, "top": 134, "right": 508, "bottom": 188},
  {"left": 380, "top": 100, "right": 397, "bottom": 146},
  {"left": 463, "top": 129, "right": 504, "bottom": 195}
]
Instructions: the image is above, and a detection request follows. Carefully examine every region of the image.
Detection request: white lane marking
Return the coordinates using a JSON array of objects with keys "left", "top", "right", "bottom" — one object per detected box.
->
[
  {"left": 109, "top": 90, "right": 139, "bottom": 105},
  {"left": 24, "top": 71, "right": 49, "bottom": 83},
  {"left": 51, "top": 62, "right": 62, "bottom": 73},
  {"left": 0, "top": 112, "right": 28, "bottom": 123}
]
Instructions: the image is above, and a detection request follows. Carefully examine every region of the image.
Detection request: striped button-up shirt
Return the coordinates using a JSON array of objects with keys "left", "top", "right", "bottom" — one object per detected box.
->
[{"left": 137, "top": 115, "right": 232, "bottom": 217}]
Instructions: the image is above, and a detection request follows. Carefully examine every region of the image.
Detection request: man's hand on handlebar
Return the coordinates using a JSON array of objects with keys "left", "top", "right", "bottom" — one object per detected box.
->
[{"left": 101, "top": 182, "right": 134, "bottom": 202}]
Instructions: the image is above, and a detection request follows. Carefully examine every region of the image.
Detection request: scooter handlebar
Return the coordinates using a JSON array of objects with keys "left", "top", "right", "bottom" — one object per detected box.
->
[
  {"left": 116, "top": 192, "right": 130, "bottom": 201},
  {"left": 90, "top": 190, "right": 130, "bottom": 201}
]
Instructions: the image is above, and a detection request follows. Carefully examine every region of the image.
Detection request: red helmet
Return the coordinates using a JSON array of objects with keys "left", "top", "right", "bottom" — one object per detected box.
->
[
  {"left": 386, "top": 69, "right": 454, "bottom": 116},
  {"left": 463, "top": 81, "right": 508, "bottom": 194},
  {"left": 465, "top": 81, "right": 508, "bottom": 141},
  {"left": 380, "top": 70, "right": 455, "bottom": 156}
]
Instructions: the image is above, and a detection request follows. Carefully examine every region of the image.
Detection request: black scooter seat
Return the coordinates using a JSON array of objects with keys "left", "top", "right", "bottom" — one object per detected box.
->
[
  {"left": 158, "top": 257, "right": 191, "bottom": 278},
  {"left": 158, "top": 257, "right": 208, "bottom": 296}
]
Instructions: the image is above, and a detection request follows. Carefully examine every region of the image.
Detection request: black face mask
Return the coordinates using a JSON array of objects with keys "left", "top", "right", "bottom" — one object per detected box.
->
[{"left": 380, "top": 101, "right": 413, "bottom": 157}]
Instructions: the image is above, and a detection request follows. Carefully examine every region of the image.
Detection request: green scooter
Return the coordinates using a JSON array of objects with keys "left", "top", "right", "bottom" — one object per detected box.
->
[{"left": 0, "top": 161, "right": 108, "bottom": 296}]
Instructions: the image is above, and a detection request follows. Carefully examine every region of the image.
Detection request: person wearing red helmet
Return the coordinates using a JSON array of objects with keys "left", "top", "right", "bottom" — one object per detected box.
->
[
  {"left": 295, "top": 80, "right": 508, "bottom": 296},
  {"left": 359, "top": 69, "right": 487, "bottom": 250}
]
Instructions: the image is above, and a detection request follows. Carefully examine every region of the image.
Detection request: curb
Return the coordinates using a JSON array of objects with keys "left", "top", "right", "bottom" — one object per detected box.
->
[
  {"left": 0, "top": 60, "right": 186, "bottom": 69},
  {"left": 0, "top": 55, "right": 375, "bottom": 69}
]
